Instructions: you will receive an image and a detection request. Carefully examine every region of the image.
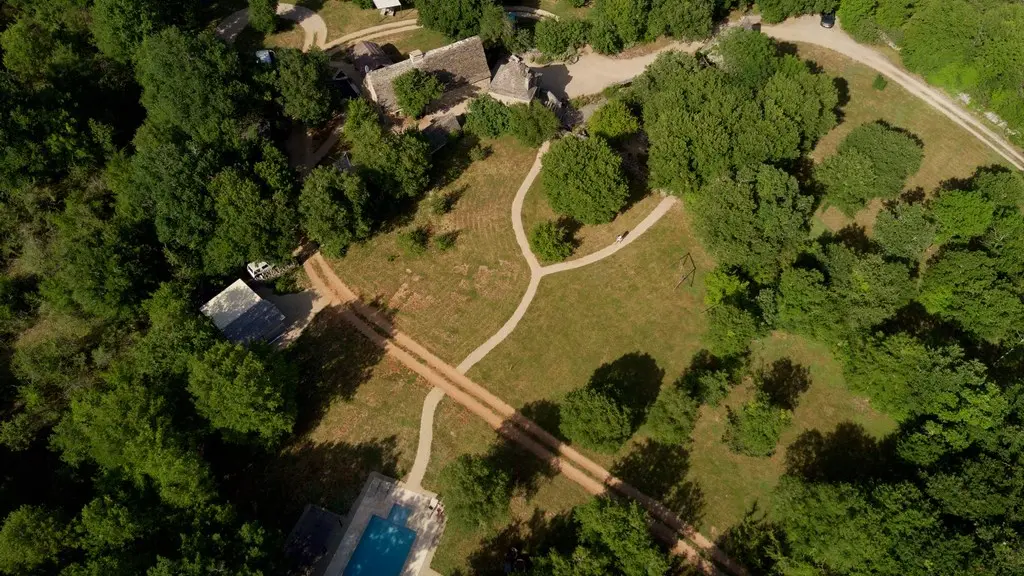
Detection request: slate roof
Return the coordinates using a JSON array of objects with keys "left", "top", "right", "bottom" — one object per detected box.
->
[
  {"left": 349, "top": 41, "right": 391, "bottom": 76},
  {"left": 284, "top": 505, "right": 345, "bottom": 576},
  {"left": 489, "top": 56, "right": 537, "bottom": 103},
  {"left": 364, "top": 36, "right": 490, "bottom": 109},
  {"left": 200, "top": 279, "right": 287, "bottom": 345},
  {"left": 422, "top": 114, "right": 462, "bottom": 153}
]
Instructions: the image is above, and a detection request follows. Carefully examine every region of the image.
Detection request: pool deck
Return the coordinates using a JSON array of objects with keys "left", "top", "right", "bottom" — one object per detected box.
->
[{"left": 324, "top": 472, "right": 445, "bottom": 576}]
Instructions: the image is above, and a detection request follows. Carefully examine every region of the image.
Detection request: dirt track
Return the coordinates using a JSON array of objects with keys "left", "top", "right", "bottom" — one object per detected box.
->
[{"left": 302, "top": 253, "right": 742, "bottom": 576}]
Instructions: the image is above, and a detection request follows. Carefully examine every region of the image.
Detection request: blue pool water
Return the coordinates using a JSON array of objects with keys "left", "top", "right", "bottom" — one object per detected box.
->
[
  {"left": 387, "top": 504, "right": 411, "bottom": 526},
  {"left": 342, "top": 510, "right": 416, "bottom": 576}
]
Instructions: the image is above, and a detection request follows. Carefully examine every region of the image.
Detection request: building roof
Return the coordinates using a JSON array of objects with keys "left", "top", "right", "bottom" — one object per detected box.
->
[
  {"left": 349, "top": 41, "right": 392, "bottom": 76},
  {"left": 372, "top": 0, "right": 402, "bottom": 8},
  {"left": 489, "top": 56, "right": 537, "bottom": 103},
  {"left": 364, "top": 36, "right": 490, "bottom": 109},
  {"left": 422, "top": 114, "right": 462, "bottom": 153},
  {"left": 200, "top": 279, "right": 287, "bottom": 345},
  {"left": 284, "top": 505, "right": 345, "bottom": 576}
]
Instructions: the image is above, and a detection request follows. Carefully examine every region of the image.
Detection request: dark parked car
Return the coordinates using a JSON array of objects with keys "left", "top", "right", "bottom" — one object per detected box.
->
[{"left": 820, "top": 11, "right": 836, "bottom": 28}]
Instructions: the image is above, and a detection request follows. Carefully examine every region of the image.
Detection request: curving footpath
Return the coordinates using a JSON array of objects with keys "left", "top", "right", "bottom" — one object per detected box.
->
[
  {"left": 456, "top": 143, "right": 678, "bottom": 373},
  {"left": 405, "top": 387, "right": 446, "bottom": 491},
  {"left": 215, "top": 3, "right": 327, "bottom": 51}
]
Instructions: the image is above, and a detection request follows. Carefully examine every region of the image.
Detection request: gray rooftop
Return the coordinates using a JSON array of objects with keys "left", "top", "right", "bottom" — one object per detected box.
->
[
  {"left": 489, "top": 56, "right": 537, "bottom": 103},
  {"left": 364, "top": 36, "right": 490, "bottom": 109},
  {"left": 284, "top": 505, "right": 345, "bottom": 576},
  {"left": 200, "top": 279, "right": 287, "bottom": 345}
]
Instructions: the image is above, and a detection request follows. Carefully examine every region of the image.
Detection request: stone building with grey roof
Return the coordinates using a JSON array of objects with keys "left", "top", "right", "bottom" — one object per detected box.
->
[
  {"left": 488, "top": 55, "right": 537, "bottom": 104},
  {"left": 363, "top": 36, "right": 490, "bottom": 110}
]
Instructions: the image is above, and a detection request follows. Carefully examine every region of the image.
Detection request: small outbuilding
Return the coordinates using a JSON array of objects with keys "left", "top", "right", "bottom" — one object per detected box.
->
[
  {"left": 422, "top": 114, "right": 462, "bottom": 154},
  {"left": 488, "top": 55, "right": 537, "bottom": 104},
  {"left": 200, "top": 279, "right": 287, "bottom": 345},
  {"left": 349, "top": 41, "right": 392, "bottom": 76},
  {"left": 372, "top": 0, "right": 402, "bottom": 15},
  {"left": 284, "top": 505, "right": 346, "bottom": 576}
]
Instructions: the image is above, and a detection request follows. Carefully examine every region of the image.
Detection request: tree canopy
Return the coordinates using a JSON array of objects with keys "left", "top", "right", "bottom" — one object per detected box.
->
[
  {"left": 540, "top": 136, "right": 629, "bottom": 225},
  {"left": 392, "top": 68, "right": 443, "bottom": 119}
]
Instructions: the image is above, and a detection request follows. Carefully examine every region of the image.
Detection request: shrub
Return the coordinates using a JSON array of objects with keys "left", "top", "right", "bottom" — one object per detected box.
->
[
  {"left": 645, "top": 385, "right": 700, "bottom": 444},
  {"left": 689, "top": 369, "right": 734, "bottom": 407},
  {"left": 438, "top": 454, "right": 511, "bottom": 529},
  {"left": 464, "top": 95, "right": 512, "bottom": 138},
  {"left": 535, "top": 17, "right": 590, "bottom": 58},
  {"left": 723, "top": 393, "right": 791, "bottom": 457},
  {"left": 249, "top": 0, "right": 278, "bottom": 34},
  {"left": 353, "top": 0, "right": 374, "bottom": 7},
  {"left": 560, "top": 388, "right": 634, "bottom": 452},
  {"left": 433, "top": 231, "right": 457, "bottom": 251},
  {"left": 872, "top": 73, "right": 888, "bottom": 90},
  {"left": 931, "top": 189, "right": 995, "bottom": 244},
  {"left": 816, "top": 122, "right": 923, "bottom": 214},
  {"left": 469, "top": 143, "right": 491, "bottom": 162},
  {"left": 398, "top": 226, "right": 429, "bottom": 255},
  {"left": 508, "top": 102, "right": 561, "bottom": 147},
  {"left": 529, "top": 220, "right": 574, "bottom": 263},
  {"left": 570, "top": 0, "right": 588, "bottom": 6},
  {"left": 587, "top": 99, "right": 639, "bottom": 141},
  {"left": 429, "top": 191, "right": 456, "bottom": 215},
  {"left": 704, "top": 304, "right": 759, "bottom": 358},
  {"left": 392, "top": 68, "right": 443, "bottom": 119},
  {"left": 541, "top": 136, "right": 629, "bottom": 224},
  {"left": 873, "top": 203, "right": 935, "bottom": 261}
]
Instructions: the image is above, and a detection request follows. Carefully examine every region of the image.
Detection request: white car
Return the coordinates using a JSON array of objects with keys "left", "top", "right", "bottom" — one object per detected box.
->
[{"left": 247, "top": 261, "right": 274, "bottom": 280}]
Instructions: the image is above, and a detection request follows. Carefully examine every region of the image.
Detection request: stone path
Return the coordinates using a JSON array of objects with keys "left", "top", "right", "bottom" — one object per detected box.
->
[
  {"left": 301, "top": 253, "right": 740, "bottom": 576},
  {"left": 456, "top": 143, "right": 678, "bottom": 373},
  {"left": 405, "top": 387, "right": 446, "bottom": 491},
  {"left": 215, "top": 3, "right": 328, "bottom": 51}
]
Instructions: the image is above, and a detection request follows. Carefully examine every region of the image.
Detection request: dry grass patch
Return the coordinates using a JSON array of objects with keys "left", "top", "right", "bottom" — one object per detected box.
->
[
  {"left": 374, "top": 27, "right": 450, "bottom": 59},
  {"left": 326, "top": 137, "right": 537, "bottom": 363},
  {"left": 795, "top": 42, "right": 1006, "bottom": 232},
  {"left": 316, "top": 1, "right": 419, "bottom": 41},
  {"left": 521, "top": 178, "right": 664, "bottom": 261},
  {"left": 240, "top": 306, "right": 428, "bottom": 531}
]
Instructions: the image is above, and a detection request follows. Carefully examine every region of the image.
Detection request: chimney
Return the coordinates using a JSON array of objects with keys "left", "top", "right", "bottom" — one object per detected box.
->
[{"left": 409, "top": 50, "right": 424, "bottom": 64}]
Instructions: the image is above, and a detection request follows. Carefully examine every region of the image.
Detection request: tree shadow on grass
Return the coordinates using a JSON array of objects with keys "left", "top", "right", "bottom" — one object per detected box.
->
[
  {"left": 459, "top": 509, "right": 578, "bottom": 576},
  {"left": 755, "top": 358, "right": 811, "bottom": 411},
  {"left": 286, "top": 304, "right": 388, "bottom": 434},
  {"left": 610, "top": 439, "right": 706, "bottom": 526},
  {"left": 485, "top": 426, "right": 558, "bottom": 502},
  {"left": 588, "top": 352, "right": 665, "bottom": 427},
  {"left": 430, "top": 132, "right": 481, "bottom": 190},
  {"left": 784, "top": 421, "right": 892, "bottom": 484},
  {"left": 234, "top": 435, "right": 402, "bottom": 532},
  {"left": 519, "top": 400, "right": 562, "bottom": 440},
  {"left": 715, "top": 502, "right": 782, "bottom": 576}
]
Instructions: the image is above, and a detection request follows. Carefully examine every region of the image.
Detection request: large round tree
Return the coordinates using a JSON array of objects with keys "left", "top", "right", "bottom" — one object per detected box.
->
[{"left": 540, "top": 135, "right": 629, "bottom": 225}]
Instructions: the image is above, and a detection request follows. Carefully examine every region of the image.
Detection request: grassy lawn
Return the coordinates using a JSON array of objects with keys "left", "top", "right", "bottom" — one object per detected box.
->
[
  {"left": 502, "top": 0, "right": 592, "bottom": 20},
  {"left": 233, "top": 20, "right": 306, "bottom": 52},
  {"left": 795, "top": 42, "right": 1006, "bottom": 231},
  {"left": 238, "top": 306, "right": 428, "bottom": 532},
  {"left": 375, "top": 27, "right": 451, "bottom": 59},
  {"left": 520, "top": 178, "right": 664, "bottom": 261},
  {"left": 466, "top": 204, "right": 896, "bottom": 535},
  {"left": 423, "top": 399, "right": 593, "bottom": 575},
  {"left": 314, "top": 1, "right": 419, "bottom": 41},
  {"left": 325, "top": 136, "right": 538, "bottom": 364},
  {"left": 688, "top": 332, "right": 897, "bottom": 538}
]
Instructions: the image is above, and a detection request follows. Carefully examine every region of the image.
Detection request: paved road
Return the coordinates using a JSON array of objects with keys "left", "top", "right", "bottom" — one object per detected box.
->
[{"left": 216, "top": 3, "right": 327, "bottom": 51}]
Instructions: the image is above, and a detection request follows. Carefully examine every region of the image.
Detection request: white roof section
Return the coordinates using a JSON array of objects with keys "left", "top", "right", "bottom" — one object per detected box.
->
[
  {"left": 373, "top": 0, "right": 402, "bottom": 8},
  {"left": 200, "top": 279, "right": 261, "bottom": 330}
]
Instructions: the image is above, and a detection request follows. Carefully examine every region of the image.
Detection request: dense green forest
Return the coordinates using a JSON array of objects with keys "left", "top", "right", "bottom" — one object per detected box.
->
[{"left": 2, "top": 0, "right": 1024, "bottom": 574}]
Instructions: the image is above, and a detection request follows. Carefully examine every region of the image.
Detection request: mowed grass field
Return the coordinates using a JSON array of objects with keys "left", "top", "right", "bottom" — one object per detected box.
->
[
  {"left": 315, "top": 1, "right": 419, "bottom": 41},
  {"left": 520, "top": 179, "right": 665, "bottom": 261},
  {"left": 326, "top": 137, "right": 537, "bottom": 364},
  {"left": 795, "top": 42, "right": 1007, "bottom": 231},
  {"left": 467, "top": 204, "right": 897, "bottom": 535}
]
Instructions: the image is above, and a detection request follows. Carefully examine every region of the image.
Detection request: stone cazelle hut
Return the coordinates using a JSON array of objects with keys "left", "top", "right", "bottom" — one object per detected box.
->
[
  {"left": 488, "top": 55, "right": 537, "bottom": 104},
  {"left": 363, "top": 36, "right": 490, "bottom": 110}
]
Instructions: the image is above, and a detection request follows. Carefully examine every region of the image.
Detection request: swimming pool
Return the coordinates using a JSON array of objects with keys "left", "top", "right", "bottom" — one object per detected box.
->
[{"left": 342, "top": 506, "right": 416, "bottom": 576}]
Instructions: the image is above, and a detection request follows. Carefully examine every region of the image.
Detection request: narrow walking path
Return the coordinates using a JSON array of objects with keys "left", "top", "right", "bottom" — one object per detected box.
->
[
  {"left": 406, "top": 387, "right": 446, "bottom": 491},
  {"left": 215, "top": 3, "right": 328, "bottom": 51},
  {"left": 456, "top": 143, "right": 678, "bottom": 374},
  {"left": 301, "top": 253, "right": 741, "bottom": 576}
]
